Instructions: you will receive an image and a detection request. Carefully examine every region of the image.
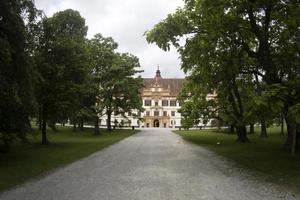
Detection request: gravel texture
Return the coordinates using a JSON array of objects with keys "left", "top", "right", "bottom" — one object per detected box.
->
[{"left": 0, "top": 128, "right": 298, "bottom": 200}]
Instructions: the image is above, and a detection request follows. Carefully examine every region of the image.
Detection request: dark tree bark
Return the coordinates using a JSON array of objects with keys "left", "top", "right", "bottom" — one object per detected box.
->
[
  {"left": 80, "top": 118, "right": 84, "bottom": 132},
  {"left": 41, "top": 105, "right": 49, "bottom": 145},
  {"left": 296, "top": 128, "right": 300, "bottom": 152},
  {"left": 249, "top": 124, "right": 255, "bottom": 134},
  {"left": 230, "top": 125, "right": 235, "bottom": 134},
  {"left": 73, "top": 119, "right": 77, "bottom": 132},
  {"left": 285, "top": 119, "right": 297, "bottom": 156},
  {"left": 94, "top": 116, "right": 100, "bottom": 135},
  {"left": 281, "top": 114, "right": 284, "bottom": 135},
  {"left": 236, "top": 126, "right": 249, "bottom": 143},
  {"left": 38, "top": 106, "right": 42, "bottom": 131},
  {"left": 260, "top": 120, "right": 268, "bottom": 138},
  {"left": 107, "top": 109, "right": 112, "bottom": 132},
  {"left": 227, "top": 83, "right": 248, "bottom": 141}
]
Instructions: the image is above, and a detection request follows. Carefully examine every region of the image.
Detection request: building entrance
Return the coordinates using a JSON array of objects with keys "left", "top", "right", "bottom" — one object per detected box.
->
[{"left": 153, "top": 119, "right": 160, "bottom": 127}]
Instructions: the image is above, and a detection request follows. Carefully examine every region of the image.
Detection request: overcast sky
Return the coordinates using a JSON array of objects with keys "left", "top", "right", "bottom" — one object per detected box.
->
[{"left": 35, "top": 0, "right": 185, "bottom": 78}]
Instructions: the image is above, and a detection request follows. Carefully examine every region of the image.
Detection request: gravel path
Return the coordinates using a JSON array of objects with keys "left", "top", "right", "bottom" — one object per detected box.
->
[{"left": 0, "top": 128, "right": 298, "bottom": 200}]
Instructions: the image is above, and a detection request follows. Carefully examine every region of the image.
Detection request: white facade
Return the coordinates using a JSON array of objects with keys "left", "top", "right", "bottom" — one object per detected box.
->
[
  {"left": 100, "top": 68, "right": 185, "bottom": 128},
  {"left": 141, "top": 97, "right": 182, "bottom": 128}
]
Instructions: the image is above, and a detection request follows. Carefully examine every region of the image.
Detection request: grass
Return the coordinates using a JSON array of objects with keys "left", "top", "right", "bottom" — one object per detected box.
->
[
  {"left": 0, "top": 127, "right": 137, "bottom": 192},
  {"left": 175, "top": 127, "right": 300, "bottom": 194}
]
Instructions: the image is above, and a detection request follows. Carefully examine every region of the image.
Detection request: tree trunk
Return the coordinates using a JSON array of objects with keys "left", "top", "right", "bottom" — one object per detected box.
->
[
  {"left": 236, "top": 125, "right": 249, "bottom": 143},
  {"left": 80, "top": 118, "right": 84, "bottom": 132},
  {"left": 285, "top": 119, "right": 297, "bottom": 156},
  {"left": 249, "top": 124, "right": 255, "bottom": 134},
  {"left": 107, "top": 110, "right": 112, "bottom": 132},
  {"left": 230, "top": 125, "right": 235, "bottom": 134},
  {"left": 94, "top": 116, "right": 100, "bottom": 135},
  {"left": 260, "top": 120, "right": 268, "bottom": 138},
  {"left": 41, "top": 105, "right": 49, "bottom": 145},
  {"left": 281, "top": 115, "right": 284, "bottom": 135},
  {"left": 73, "top": 119, "right": 77, "bottom": 132},
  {"left": 38, "top": 106, "right": 42, "bottom": 131},
  {"left": 296, "top": 125, "right": 300, "bottom": 152}
]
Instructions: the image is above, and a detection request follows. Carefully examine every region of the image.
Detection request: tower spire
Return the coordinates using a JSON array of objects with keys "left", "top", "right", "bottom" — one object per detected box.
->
[
  {"left": 155, "top": 65, "right": 161, "bottom": 78},
  {"left": 155, "top": 65, "right": 162, "bottom": 82}
]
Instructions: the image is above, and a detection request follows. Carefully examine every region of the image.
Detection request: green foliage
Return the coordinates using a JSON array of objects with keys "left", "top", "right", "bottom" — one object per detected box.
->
[
  {"left": 88, "top": 34, "right": 144, "bottom": 131},
  {"left": 146, "top": 0, "right": 300, "bottom": 146},
  {"left": 178, "top": 79, "right": 217, "bottom": 128},
  {"left": 0, "top": 0, "right": 40, "bottom": 150},
  {"left": 35, "top": 9, "right": 89, "bottom": 143}
]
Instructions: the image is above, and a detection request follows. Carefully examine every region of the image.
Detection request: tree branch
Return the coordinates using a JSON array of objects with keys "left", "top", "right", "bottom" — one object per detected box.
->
[{"left": 246, "top": 2, "right": 261, "bottom": 39}]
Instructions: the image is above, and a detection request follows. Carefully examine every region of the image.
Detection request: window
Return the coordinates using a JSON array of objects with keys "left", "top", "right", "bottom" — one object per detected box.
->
[
  {"left": 155, "top": 101, "right": 159, "bottom": 106},
  {"left": 170, "top": 100, "right": 176, "bottom": 106},
  {"left": 146, "top": 111, "right": 150, "bottom": 116},
  {"left": 171, "top": 111, "right": 175, "bottom": 116},
  {"left": 178, "top": 101, "right": 182, "bottom": 106},
  {"left": 163, "top": 111, "right": 167, "bottom": 116},
  {"left": 162, "top": 100, "right": 169, "bottom": 106},
  {"left": 154, "top": 111, "right": 159, "bottom": 117},
  {"left": 144, "top": 99, "right": 151, "bottom": 106}
]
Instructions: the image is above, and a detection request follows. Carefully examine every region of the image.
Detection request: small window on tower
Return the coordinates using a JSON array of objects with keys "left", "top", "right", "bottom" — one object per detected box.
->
[{"left": 155, "top": 101, "right": 158, "bottom": 106}]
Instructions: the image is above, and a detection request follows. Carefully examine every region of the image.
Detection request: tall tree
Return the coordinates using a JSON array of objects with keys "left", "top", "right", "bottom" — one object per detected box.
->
[
  {"left": 88, "top": 34, "right": 144, "bottom": 131},
  {"left": 146, "top": 0, "right": 300, "bottom": 151},
  {"left": 0, "top": 0, "right": 39, "bottom": 151},
  {"left": 35, "top": 9, "right": 88, "bottom": 144}
]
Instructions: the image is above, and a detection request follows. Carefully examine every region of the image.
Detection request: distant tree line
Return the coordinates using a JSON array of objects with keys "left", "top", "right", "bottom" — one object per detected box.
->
[
  {"left": 0, "top": 0, "right": 143, "bottom": 151},
  {"left": 146, "top": 0, "right": 300, "bottom": 156}
]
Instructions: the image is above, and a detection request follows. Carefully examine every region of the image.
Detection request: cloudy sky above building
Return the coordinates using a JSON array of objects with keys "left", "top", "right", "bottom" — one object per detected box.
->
[{"left": 35, "top": 0, "right": 185, "bottom": 78}]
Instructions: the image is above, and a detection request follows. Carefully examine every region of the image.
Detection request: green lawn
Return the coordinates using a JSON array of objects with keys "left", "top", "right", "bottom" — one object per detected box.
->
[
  {"left": 175, "top": 127, "right": 300, "bottom": 194},
  {"left": 0, "top": 127, "right": 137, "bottom": 192}
]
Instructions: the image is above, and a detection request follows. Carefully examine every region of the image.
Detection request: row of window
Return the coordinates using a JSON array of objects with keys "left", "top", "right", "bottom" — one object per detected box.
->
[
  {"left": 145, "top": 111, "right": 176, "bottom": 117},
  {"left": 144, "top": 99, "right": 179, "bottom": 107}
]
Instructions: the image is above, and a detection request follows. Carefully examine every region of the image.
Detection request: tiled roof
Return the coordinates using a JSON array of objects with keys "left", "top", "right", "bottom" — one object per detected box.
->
[{"left": 143, "top": 78, "right": 185, "bottom": 96}]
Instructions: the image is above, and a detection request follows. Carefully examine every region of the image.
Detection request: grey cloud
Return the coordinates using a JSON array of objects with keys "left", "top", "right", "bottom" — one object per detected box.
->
[{"left": 35, "top": 0, "right": 185, "bottom": 78}]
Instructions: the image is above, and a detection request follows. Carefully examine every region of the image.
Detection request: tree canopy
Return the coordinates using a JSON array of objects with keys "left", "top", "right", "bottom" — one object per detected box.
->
[
  {"left": 35, "top": 9, "right": 89, "bottom": 144},
  {"left": 0, "top": 0, "right": 40, "bottom": 151},
  {"left": 146, "top": 0, "right": 300, "bottom": 153},
  {"left": 88, "top": 34, "right": 144, "bottom": 131}
]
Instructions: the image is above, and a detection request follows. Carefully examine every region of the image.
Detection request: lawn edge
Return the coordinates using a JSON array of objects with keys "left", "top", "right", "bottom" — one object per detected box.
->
[{"left": 0, "top": 129, "right": 139, "bottom": 194}]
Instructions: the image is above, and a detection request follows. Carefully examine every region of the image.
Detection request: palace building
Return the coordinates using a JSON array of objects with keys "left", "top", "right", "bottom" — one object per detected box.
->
[
  {"left": 141, "top": 67, "right": 184, "bottom": 128},
  {"left": 101, "top": 67, "right": 185, "bottom": 128}
]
